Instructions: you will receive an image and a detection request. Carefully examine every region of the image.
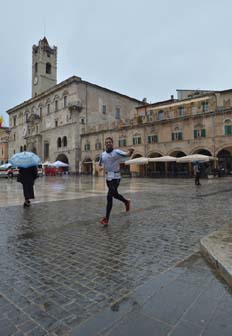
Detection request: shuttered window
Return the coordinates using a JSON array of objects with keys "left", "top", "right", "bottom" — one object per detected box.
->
[
  {"left": 225, "top": 125, "right": 232, "bottom": 135},
  {"left": 172, "top": 132, "right": 182, "bottom": 141},
  {"left": 147, "top": 135, "right": 158, "bottom": 143}
]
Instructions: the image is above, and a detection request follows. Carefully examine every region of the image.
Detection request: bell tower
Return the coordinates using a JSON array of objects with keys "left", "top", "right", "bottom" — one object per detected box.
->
[{"left": 32, "top": 37, "right": 57, "bottom": 98}]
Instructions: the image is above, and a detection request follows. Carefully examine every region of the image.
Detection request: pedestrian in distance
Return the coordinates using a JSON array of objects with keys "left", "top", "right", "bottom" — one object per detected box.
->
[
  {"left": 98, "top": 137, "right": 134, "bottom": 226},
  {"left": 17, "top": 166, "right": 38, "bottom": 207},
  {"left": 193, "top": 161, "right": 201, "bottom": 185}
]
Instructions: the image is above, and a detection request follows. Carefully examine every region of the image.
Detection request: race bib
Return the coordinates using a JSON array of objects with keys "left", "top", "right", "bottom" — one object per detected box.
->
[{"left": 107, "top": 172, "right": 114, "bottom": 180}]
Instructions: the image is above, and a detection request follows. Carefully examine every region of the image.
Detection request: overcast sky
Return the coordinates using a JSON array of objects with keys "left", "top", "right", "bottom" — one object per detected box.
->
[{"left": 1, "top": 0, "right": 232, "bottom": 126}]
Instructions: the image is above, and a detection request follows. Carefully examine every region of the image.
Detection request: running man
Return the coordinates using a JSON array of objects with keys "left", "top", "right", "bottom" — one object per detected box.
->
[{"left": 98, "top": 137, "right": 134, "bottom": 226}]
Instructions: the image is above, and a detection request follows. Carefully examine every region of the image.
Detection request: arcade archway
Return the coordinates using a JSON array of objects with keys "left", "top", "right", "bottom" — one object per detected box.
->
[
  {"left": 192, "top": 149, "right": 212, "bottom": 156},
  {"left": 147, "top": 152, "right": 163, "bottom": 177},
  {"left": 56, "top": 153, "right": 69, "bottom": 164},
  {"left": 168, "top": 150, "right": 189, "bottom": 177},
  {"left": 217, "top": 148, "right": 232, "bottom": 175},
  {"left": 128, "top": 153, "right": 146, "bottom": 177},
  {"left": 191, "top": 149, "right": 213, "bottom": 177}
]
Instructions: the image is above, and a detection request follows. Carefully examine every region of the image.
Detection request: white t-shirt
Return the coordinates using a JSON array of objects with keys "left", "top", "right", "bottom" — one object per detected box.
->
[{"left": 99, "top": 149, "right": 128, "bottom": 180}]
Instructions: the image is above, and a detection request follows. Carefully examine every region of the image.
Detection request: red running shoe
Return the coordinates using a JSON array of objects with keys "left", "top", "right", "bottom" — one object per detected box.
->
[
  {"left": 100, "top": 217, "right": 109, "bottom": 226},
  {"left": 125, "top": 200, "right": 131, "bottom": 212}
]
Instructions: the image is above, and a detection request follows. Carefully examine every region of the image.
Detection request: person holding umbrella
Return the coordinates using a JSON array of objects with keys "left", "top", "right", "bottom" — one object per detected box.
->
[
  {"left": 193, "top": 161, "right": 201, "bottom": 186},
  {"left": 10, "top": 152, "right": 40, "bottom": 207}
]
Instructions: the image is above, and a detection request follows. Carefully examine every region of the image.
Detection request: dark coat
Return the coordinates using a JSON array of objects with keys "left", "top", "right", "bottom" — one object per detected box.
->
[
  {"left": 18, "top": 166, "right": 38, "bottom": 184},
  {"left": 18, "top": 167, "right": 38, "bottom": 200}
]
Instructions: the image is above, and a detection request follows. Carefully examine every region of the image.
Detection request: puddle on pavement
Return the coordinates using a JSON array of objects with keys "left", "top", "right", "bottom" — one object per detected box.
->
[{"left": 111, "top": 297, "right": 138, "bottom": 313}]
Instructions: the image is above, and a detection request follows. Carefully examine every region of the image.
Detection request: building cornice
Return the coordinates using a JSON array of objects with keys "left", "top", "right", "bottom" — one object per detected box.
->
[
  {"left": 136, "top": 95, "right": 214, "bottom": 110},
  {"left": 7, "top": 76, "right": 143, "bottom": 115},
  {"left": 80, "top": 80, "right": 143, "bottom": 104},
  {"left": 7, "top": 76, "right": 82, "bottom": 114}
]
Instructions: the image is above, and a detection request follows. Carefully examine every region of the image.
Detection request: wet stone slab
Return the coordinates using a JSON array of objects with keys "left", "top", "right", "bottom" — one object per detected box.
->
[
  {"left": 82, "top": 252, "right": 232, "bottom": 336},
  {"left": 201, "top": 229, "right": 232, "bottom": 287},
  {"left": 0, "top": 177, "right": 232, "bottom": 334}
]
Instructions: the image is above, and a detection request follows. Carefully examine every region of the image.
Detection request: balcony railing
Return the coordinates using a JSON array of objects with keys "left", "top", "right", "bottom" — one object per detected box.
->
[{"left": 68, "top": 101, "right": 83, "bottom": 112}]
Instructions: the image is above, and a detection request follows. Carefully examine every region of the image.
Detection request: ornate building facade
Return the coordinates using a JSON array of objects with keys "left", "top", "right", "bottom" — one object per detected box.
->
[
  {"left": 81, "top": 89, "right": 232, "bottom": 176},
  {"left": 7, "top": 38, "right": 232, "bottom": 176},
  {"left": 7, "top": 38, "right": 143, "bottom": 172}
]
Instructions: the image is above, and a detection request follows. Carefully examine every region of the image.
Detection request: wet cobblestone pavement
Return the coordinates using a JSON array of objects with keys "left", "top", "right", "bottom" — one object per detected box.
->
[{"left": 0, "top": 176, "right": 232, "bottom": 335}]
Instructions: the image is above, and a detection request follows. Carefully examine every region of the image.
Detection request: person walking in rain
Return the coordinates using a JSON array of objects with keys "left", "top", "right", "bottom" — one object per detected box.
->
[
  {"left": 193, "top": 161, "right": 201, "bottom": 185},
  {"left": 98, "top": 137, "right": 134, "bottom": 226},
  {"left": 17, "top": 166, "right": 38, "bottom": 207}
]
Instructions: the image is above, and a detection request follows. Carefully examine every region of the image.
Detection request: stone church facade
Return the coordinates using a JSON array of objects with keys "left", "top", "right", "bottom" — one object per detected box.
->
[{"left": 7, "top": 38, "right": 143, "bottom": 172}]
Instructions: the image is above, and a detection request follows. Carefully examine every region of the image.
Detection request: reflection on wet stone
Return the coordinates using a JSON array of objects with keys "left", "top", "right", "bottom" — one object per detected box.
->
[{"left": 0, "top": 176, "right": 232, "bottom": 333}]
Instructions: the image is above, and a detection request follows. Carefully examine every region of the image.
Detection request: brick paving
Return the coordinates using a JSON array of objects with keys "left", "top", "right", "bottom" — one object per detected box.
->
[{"left": 0, "top": 177, "right": 232, "bottom": 335}]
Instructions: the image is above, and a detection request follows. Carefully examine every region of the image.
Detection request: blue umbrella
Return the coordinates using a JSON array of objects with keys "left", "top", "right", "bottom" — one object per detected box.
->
[{"left": 9, "top": 151, "right": 41, "bottom": 168}]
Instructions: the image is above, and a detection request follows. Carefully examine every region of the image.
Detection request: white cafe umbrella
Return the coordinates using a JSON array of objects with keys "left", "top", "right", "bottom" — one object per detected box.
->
[
  {"left": 125, "top": 157, "right": 149, "bottom": 165},
  {"left": 148, "top": 156, "right": 177, "bottom": 162},
  {"left": 42, "top": 161, "right": 51, "bottom": 166},
  {"left": 176, "top": 154, "right": 217, "bottom": 163},
  {"left": 50, "top": 160, "right": 69, "bottom": 167}
]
